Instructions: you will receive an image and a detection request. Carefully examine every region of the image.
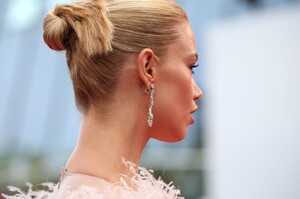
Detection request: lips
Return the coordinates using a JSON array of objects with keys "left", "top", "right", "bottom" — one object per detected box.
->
[
  {"left": 189, "top": 107, "right": 198, "bottom": 124},
  {"left": 190, "top": 107, "right": 198, "bottom": 114},
  {"left": 190, "top": 115, "right": 195, "bottom": 124}
]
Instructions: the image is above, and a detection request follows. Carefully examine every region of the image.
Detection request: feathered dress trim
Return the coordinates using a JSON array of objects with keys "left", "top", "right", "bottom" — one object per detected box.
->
[{"left": 2, "top": 161, "right": 184, "bottom": 199}]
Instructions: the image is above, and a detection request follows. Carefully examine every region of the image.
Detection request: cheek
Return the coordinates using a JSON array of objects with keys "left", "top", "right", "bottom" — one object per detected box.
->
[
  {"left": 168, "top": 72, "right": 193, "bottom": 106},
  {"left": 160, "top": 69, "right": 192, "bottom": 96},
  {"left": 153, "top": 71, "right": 193, "bottom": 125},
  {"left": 149, "top": 68, "right": 194, "bottom": 141}
]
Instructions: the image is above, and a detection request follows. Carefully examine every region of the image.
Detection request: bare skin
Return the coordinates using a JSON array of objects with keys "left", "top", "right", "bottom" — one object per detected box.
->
[{"left": 65, "top": 21, "right": 202, "bottom": 184}]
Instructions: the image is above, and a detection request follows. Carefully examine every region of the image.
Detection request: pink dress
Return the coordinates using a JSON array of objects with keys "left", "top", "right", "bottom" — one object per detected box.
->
[{"left": 2, "top": 163, "right": 184, "bottom": 199}]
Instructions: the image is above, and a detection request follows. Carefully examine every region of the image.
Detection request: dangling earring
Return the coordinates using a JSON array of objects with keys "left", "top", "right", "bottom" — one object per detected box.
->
[{"left": 145, "top": 83, "right": 154, "bottom": 127}]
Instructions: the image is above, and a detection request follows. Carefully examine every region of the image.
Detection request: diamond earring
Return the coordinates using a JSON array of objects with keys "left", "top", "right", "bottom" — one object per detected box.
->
[{"left": 145, "top": 84, "right": 154, "bottom": 127}]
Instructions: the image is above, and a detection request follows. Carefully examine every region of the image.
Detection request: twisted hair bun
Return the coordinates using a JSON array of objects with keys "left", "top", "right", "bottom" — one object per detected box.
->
[{"left": 43, "top": 0, "right": 114, "bottom": 56}]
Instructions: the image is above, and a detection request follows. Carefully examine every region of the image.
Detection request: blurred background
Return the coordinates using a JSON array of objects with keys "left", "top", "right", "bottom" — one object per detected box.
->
[{"left": 1, "top": 0, "right": 300, "bottom": 198}]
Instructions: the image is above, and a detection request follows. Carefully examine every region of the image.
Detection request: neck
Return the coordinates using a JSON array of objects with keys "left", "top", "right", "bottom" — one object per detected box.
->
[{"left": 66, "top": 96, "right": 150, "bottom": 183}]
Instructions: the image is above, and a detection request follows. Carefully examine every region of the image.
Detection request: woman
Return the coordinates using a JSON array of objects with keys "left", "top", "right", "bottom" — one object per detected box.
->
[{"left": 3, "top": 0, "right": 202, "bottom": 198}]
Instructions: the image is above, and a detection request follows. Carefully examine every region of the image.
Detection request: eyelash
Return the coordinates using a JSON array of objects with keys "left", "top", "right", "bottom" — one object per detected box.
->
[{"left": 190, "top": 64, "right": 199, "bottom": 74}]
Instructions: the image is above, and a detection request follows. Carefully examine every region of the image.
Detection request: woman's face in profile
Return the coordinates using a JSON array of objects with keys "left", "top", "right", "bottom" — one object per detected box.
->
[{"left": 149, "top": 21, "right": 202, "bottom": 142}]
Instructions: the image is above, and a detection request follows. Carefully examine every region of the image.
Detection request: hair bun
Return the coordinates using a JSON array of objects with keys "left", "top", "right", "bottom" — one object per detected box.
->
[
  {"left": 43, "top": 11, "right": 68, "bottom": 51},
  {"left": 43, "top": 0, "right": 114, "bottom": 55}
]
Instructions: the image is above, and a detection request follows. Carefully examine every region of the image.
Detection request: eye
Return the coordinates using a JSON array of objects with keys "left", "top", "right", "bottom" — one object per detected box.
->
[{"left": 190, "top": 64, "right": 199, "bottom": 75}]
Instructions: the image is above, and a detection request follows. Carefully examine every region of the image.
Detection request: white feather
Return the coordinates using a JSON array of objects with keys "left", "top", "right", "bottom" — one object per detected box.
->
[{"left": 2, "top": 161, "right": 184, "bottom": 199}]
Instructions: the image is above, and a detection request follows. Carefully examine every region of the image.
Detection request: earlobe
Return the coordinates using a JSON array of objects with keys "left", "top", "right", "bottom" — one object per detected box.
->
[{"left": 137, "top": 48, "right": 157, "bottom": 90}]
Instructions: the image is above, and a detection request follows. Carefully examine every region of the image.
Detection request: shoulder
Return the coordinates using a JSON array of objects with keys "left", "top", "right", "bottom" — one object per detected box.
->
[
  {"left": 2, "top": 183, "right": 105, "bottom": 199},
  {"left": 2, "top": 164, "right": 184, "bottom": 199}
]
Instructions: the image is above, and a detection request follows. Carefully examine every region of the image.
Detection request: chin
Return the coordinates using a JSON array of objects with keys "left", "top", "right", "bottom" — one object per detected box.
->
[{"left": 151, "top": 128, "right": 188, "bottom": 143}]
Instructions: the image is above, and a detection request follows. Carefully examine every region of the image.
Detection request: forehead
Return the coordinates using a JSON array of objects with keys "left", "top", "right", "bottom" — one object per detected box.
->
[{"left": 165, "top": 22, "right": 197, "bottom": 61}]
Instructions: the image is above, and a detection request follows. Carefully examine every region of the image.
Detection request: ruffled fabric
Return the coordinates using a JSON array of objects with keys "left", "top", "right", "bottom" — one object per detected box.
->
[{"left": 2, "top": 161, "right": 184, "bottom": 199}]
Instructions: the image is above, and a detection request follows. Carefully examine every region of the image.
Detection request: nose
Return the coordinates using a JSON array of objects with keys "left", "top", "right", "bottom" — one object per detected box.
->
[{"left": 193, "top": 79, "right": 202, "bottom": 101}]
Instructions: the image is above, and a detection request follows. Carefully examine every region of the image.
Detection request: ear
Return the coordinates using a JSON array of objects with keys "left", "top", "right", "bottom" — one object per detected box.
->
[{"left": 137, "top": 48, "right": 157, "bottom": 90}]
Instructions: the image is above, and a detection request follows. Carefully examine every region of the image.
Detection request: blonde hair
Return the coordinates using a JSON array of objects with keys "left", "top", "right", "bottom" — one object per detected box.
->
[{"left": 43, "top": 0, "right": 187, "bottom": 112}]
